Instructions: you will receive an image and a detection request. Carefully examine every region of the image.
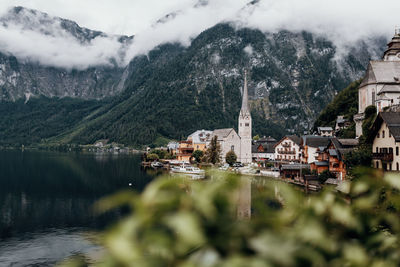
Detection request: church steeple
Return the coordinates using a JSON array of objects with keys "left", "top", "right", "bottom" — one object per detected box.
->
[
  {"left": 383, "top": 28, "right": 400, "bottom": 61},
  {"left": 238, "top": 70, "right": 252, "bottom": 164},
  {"left": 241, "top": 70, "right": 249, "bottom": 113}
]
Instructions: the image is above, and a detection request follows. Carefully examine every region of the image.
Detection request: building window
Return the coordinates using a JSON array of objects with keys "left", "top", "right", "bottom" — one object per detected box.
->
[
  {"left": 397, "top": 147, "right": 399, "bottom": 156},
  {"left": 372, "top": 92, "right": 376, "bottom": 104},
  {"left": 231, "top": 145, "right": 234, "bottom": 151},
  {"left": 245, "top": 123, "right": 249, "bottom": 127},
  {"left": 377, "top": 133, "right": 380, "bottom": 138},
  {"left": 376, "top": 147, "right": 379, "bottom": 153},
  {"left": 397, "top": 162, "right": 399, "bottom": 171},
  {"left": 376, "top": 161, "right": 379, "bottom": 168},
  {"left": 383, "top": 131, "right": 385, "bottom": 138}
]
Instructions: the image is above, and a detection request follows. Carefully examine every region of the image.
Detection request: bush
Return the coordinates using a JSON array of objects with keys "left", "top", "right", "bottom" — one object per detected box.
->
[
  {"left": 62, "top": 169, "right": 400, "bottom": 267},
  {"left": 146, "top": 153, "right": 159, "bottom": 161},
  {"left": 191, "top": 150, "right": 204, "bottom": 163}
]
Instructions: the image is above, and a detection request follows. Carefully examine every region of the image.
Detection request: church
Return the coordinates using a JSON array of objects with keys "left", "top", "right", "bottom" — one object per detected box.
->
[
  {"left": 355, "top": 29, "right": 400, "bottom": 137},
  {"left": 206, "top": 71, "right": 252, "bottom": 164}
]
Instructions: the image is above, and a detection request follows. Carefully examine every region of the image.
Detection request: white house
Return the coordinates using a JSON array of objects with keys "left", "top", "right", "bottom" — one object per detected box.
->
[
  {"left": 355, "top": 30, "right": 400, "bottom": 137},
  {"left": 274, "top": 135, "right": 301, "bottom": 162}
]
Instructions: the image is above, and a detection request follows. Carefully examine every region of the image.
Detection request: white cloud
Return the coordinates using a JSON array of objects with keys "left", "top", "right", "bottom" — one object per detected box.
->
[{"left": 0, "top": 0, "right": 399, "bottom": 69}]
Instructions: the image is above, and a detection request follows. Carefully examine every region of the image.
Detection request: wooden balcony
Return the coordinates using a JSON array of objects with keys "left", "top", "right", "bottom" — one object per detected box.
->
[
  {"left": 373, "top": 152, "right": 394, "bottom": 162},
  {"left": 278, "top": 150, "right": 296, "bottom": 154}
]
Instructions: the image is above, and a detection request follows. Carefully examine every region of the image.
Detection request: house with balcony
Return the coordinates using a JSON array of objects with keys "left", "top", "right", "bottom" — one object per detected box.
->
[
  {"left": 274, "top": 135, "right": 301, "bottom": 162},
  {"left": 310, "top": 138, "right": 358, "bottom": 180},
  {"left": 368, "top": 112, "right": 400, "bottom": 171},
  {"left": 188, "top": 130, "right": 212, "bottom": 152},
  {"left": 177, "top": 140, "right": 194, "bottom": 163}
]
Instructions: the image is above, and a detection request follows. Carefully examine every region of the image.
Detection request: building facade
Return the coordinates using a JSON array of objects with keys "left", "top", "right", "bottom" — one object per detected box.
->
[
  {"left": 207, "top": 128, "right": 241, "bottom": 163},
  {"left": 369, "top": 112, "right": 400, "bottom": 171},
  {"left": 274, "top": 135, "right": 301, "bottom": 162},
  {"left": 355, "top": 30, "right": 400, "bottom": 137}
]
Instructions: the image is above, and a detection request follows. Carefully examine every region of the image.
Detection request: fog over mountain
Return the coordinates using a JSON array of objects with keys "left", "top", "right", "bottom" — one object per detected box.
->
[{"left": 0, "top": 0, "right": 399, "bottom": 69}]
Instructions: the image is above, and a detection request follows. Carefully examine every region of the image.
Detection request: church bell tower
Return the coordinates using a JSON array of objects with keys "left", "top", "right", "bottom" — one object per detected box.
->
[{"left": 238, "top": 71, "right": 252, "bottom": 164}]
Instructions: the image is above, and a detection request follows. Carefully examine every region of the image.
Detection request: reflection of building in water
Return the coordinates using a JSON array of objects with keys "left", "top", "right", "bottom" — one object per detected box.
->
[{"left": 237, "top": 177, "right": 251, "bottom": 219}]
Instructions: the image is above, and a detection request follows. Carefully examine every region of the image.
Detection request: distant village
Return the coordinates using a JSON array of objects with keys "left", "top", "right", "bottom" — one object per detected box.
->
[{"left": 143, "top": 30, "right": 400, "bottom": 188}]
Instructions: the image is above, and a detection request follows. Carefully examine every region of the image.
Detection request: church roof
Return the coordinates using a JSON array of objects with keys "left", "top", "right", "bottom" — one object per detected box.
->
[
  {"left": 301, "top": 135, "right": 331, "bottom": 148},
  {"left": 209, "top": 128, "right": 236, "bottom": 141},
  {"left": 360, "top": 61, "right": 400, "bottom": 88},
  {"left": 379, "top": 84, "right": 400, "bottom": 94}
]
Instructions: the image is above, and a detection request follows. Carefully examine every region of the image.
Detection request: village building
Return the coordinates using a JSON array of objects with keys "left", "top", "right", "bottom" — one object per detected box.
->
[
  {"left": 300, "top": 135, "right": 331, "bottom": 164},
  {"left": 274, "top": 135, "right": 301, "bottom": 162},
  {"left": 369, "top": 112, "right": 400, "bottom": 171},
  {"left": 355, "top": 29, "right": 400, "bottom": 137},
  {"left": 176, "top": 140, "right": 194, "bottom": 163},
  {"left": 206, "top": 128, "right": 241, "bottom": 163},
  {"left": 167, "top": 141, "right": 180, "bottom": 155},
  {"left": 187, "top": 130, "right": 212, "bottom": 151},
  {"left": 317, "top": 127, "right": 334, "bottom": 137},
  {"left": 335, "top": 115, "right": 351, "bottom": 132},
  {"left": 310, "top": 138, "right": 358, "bottom": 180},
  {"left": 252, "top": 136, "right": 277, "bottom": 162}
]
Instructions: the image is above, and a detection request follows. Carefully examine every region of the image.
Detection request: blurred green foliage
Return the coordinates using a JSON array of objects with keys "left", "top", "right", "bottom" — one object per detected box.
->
[{"left": 60, "top": 169, "right": 400, "bottom": 267}]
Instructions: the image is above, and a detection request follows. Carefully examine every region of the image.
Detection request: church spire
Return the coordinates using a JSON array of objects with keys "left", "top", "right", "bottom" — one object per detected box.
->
[{"left": 241, "top": 70, "right": 249, "bottom": 113}]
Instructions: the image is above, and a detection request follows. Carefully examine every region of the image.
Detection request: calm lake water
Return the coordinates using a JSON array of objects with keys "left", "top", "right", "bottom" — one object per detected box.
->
[{"left": 0, "top": 150, "right": 156, "bottom": 266}]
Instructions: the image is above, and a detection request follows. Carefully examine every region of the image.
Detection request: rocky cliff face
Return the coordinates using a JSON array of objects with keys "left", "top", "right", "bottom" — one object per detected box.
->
[
  {"left": 0, "top": 7, "right": 132, "bottom": 101},
  {"left": 0, "top": 6, "right": 388, "bottom": 146}
]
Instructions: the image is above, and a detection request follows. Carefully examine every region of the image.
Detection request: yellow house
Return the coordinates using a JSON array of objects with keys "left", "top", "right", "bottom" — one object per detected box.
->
[{"left": 177, "top": 130, "right": 212, "bottom": 162}]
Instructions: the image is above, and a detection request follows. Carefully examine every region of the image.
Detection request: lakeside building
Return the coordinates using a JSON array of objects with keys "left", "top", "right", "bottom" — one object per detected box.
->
[
  {"left": 311, "top": 138, "right": 358, "bottom": 180},
  {"left": 300, "top": 135, "right": 331, "bottom": 164},
  {"left": 369, "top": 112, "right": 400, "bottom": 171},
  {"left": 188, "top": 130, "right": 212, "bottom": 151},
  {"left": 274, "top": 135, "right": 301, "bottom": 163},
  {"left": 355, "top": 29, "right": 400, "bottom": 137},
  {"left": 252, "top": 136, "right": 277, "bottom": 162},
  {"left": 206, "top": 128, "right": 241, "bottom": 163}
]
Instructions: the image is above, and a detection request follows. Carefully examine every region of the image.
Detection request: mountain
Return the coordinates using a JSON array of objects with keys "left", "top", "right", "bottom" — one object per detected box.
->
[
  {"left": 0, "top": 7, "right": 387, "bottom": 147},
  {"left": 0, "top": 7, "right": 133, "bottom": 101},
  {"left": 54, "top": 24, "right": 385, "bottom": 146}
]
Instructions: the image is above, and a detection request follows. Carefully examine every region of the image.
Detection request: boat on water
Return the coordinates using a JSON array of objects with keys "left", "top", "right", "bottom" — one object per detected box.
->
[
  {"left": 151, "top": 161, "right": 164, "bottom": 168},
  {"left": 170, "top": 164, "right": 205, "bottom": 175}
]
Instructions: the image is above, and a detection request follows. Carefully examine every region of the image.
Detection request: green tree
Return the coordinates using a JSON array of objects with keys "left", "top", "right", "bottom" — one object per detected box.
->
[
  {"left": 253, "top": 135, "right": 260, "bottom": 141},
  {"left": 146, "top": 153, "right": 159, "bottom": 161},
  {"left": 191, "top": 150, "right": 204, "bottom": 163},
  {"left": 225, "top": 150, "right": 237, "bottom": 166},
  {"left": 204, "top": 136, "right": 221, "bottom": 164}
]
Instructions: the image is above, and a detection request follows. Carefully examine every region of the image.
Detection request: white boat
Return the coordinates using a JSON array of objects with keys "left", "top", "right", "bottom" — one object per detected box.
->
[
  {"left": 170, "top": 164, "right": 205, "bottom": 175},
  {"left": 151, "top": 161, "right": 164, "bottom": 168}
]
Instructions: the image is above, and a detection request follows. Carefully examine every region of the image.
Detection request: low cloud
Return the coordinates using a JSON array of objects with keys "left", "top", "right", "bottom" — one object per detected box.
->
[{"left": 0, "top": 0, "right": 399, "bottom": 69}]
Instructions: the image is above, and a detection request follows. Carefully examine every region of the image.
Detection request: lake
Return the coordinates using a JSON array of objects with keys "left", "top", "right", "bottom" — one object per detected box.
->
[{"left": 0, "top": 150, "right": 155, "bottom": 266}]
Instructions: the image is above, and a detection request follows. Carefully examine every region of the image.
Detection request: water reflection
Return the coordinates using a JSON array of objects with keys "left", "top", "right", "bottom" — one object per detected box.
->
[{"left": 0, "top": 150, "right": 154, "bottom": 238}]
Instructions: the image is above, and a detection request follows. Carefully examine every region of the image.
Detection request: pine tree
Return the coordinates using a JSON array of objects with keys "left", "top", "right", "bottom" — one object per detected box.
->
[{"left": 204, "top": 136, "right": 222, "bottom": 164}]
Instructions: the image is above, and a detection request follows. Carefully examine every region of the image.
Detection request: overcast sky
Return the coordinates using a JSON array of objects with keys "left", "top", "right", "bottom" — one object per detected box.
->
[{"left": 0, "top": 0, "right": 399, "bottom": 69}]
